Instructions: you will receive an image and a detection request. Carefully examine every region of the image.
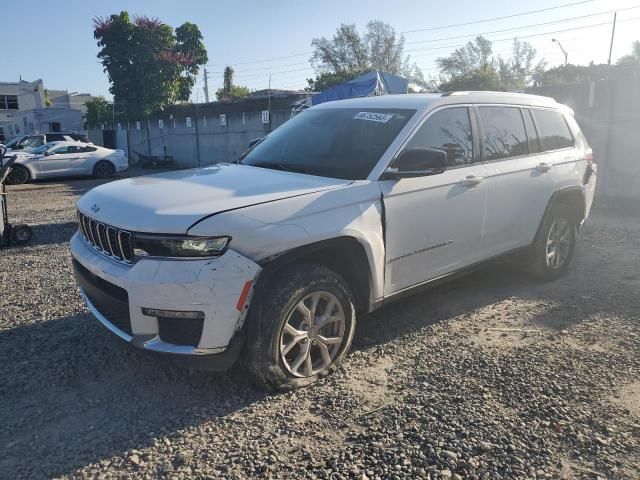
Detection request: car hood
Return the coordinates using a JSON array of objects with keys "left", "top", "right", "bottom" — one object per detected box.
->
[{"left": 77, "top": 163, "right": 352, "bottom": 233}]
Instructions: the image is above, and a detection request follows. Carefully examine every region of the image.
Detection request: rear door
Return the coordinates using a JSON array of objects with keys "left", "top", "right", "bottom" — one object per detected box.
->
[
  {"left": 478, "top": 105, "right": 575, "bottom": 256},
  {"left": 381, "top": 105, "right": 489, "bottom": 295}
]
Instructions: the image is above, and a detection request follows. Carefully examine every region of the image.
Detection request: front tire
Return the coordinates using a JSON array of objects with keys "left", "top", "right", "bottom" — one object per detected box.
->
[
  {"left": 93, "top": 161, "right": 115, "bottom": 179},
  {"left": 247, "top": 264, "right": 356, "bottom": 391},
  {"left": 5, "top": 165, "right": 30, "bottom": 185},
  {"left": 528, "top": 203, "right": 576, "bottom": 280}
]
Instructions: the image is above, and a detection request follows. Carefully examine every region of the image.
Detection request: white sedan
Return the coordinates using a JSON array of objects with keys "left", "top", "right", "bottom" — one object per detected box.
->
[{"left": 5, "top": 141, "right": 129, "bottom": 184}]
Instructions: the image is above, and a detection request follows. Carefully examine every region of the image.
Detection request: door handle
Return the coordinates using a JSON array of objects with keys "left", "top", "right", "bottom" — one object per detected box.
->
[
  {"left": 460, "top": 175, "right": 484, "bottom": 187},
  {"left": 536, "top": 162, "right": 553, "bottom": 173}
]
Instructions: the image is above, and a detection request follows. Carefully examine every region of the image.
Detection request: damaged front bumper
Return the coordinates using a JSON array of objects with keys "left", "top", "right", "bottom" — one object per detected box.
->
[{"left": 69, "top": 232, "right": 261, "bottom": 368}]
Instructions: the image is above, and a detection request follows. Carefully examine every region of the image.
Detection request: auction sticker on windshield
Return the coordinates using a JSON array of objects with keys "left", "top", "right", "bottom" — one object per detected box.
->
[{"left": 353, "top": 112, "right": 394, "bottom": 123}]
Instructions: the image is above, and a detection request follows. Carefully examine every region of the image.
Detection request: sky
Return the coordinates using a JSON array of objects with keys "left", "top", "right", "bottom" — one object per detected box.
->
[{"left": 3, "top": 0, "right": 640, "bottom": 100}]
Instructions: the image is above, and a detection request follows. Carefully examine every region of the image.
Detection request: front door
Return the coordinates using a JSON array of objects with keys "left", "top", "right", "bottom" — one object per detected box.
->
[
  {"left": 381, "top": 106, "right": 488, "bottom": 295},
  {"left": 38, "top": 145, "right": 82, "bottom": 177}
]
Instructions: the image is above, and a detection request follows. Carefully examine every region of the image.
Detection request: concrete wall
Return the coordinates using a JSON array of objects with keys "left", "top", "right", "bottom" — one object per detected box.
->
[
  {"left": 120, "top": 94, "right": 306, "bottom": 167},
  {"left": 528, "top": 75, "right": 640, "bottom": 201}
]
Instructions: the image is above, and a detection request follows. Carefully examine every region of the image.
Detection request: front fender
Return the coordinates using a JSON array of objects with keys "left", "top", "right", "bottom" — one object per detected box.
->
[{"left": 188, "top": 181, "right": 386, "bottom": 301}]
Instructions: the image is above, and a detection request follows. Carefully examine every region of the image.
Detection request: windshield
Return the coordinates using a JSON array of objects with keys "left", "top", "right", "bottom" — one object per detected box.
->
[
  {"left": 22, "top": 136, "right": 44, "bottom": 148},
  {"left": 4, "top": 136, "right": 24, "bottom": 148},
  {"left": 242, "top": 107, "right": 416, "bottom": 179}
]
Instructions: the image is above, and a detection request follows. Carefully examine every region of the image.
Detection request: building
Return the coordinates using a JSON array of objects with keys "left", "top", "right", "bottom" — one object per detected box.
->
[{"left": 0, "top": 79, "right": 91, "bottom": 142}]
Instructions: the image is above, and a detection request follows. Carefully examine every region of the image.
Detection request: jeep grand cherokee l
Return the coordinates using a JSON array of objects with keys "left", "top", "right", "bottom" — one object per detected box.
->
[{"left": 71, "top": 92, "right": 596, "bottom": 390}]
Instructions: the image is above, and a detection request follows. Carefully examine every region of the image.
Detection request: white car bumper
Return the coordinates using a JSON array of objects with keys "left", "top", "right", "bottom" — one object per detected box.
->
[{"left": 69, "top": 232, "right": 261, "bottom": 364}]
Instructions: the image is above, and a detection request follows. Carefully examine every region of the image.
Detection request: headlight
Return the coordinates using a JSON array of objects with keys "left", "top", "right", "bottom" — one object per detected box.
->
[{"left": 133, "top": 235, "right": 230, "bottom": 258}]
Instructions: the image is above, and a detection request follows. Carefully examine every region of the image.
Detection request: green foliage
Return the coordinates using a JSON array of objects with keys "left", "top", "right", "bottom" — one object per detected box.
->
[
  {"left": 437, "top": 36, "right": 494, "bottom": 78},
  {"left": 440, "top": 69, "right": 501, "bottom": 91},
  {"left": 308, "top": 21, "right": 425, "bottom": 91},
  {"left": 497, "top": 39, "right": 547, "bottom": 90},
  {"left": 215, "top": 66, "right": 251, "bottom": 100},
  {"left": 536, "top": 62, "right": 609, "bottom": 86},
  {"left": 305, "top": 68, "right": 369, "bottom": 92},
  {"left": 436, "top": 36, "right": 544, "bottom": 91},
  {"left": 84, "top": 96, "right": 113, "bottom": 128},
  {"left": 215, "top": 85, "right": 251, "bottom": 101},
  {"left": 617, "top": 40, "right": 640, "bottom": 71},
  {"left": 93, "top": 12, "right": 207, "bottom": 120}
]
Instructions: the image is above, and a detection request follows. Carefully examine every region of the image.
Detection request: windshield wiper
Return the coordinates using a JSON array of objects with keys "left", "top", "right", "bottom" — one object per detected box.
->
[{"left": 253, "top": 162, "right": 311, "bottom": 174}]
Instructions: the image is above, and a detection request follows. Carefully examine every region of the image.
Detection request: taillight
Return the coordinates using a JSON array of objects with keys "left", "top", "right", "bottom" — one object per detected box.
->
[{"left": 585, "top": 149, "right": 595, "bottom": 164}]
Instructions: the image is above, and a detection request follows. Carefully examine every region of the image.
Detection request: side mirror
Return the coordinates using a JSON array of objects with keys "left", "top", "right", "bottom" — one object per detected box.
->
[
  {"left": 45, "top": 151, "right": 54, "bottom": 156},
  {"left": 382, "top": 147, "right": 447, "bottom": 179}
]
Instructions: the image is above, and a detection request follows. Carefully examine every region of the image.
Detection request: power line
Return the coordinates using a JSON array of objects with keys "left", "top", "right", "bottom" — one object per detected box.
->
[
  {"left": 401, "top": 0, "right": 595, "bottom": 34},
  {"left": 205, "top": 51, "right": 312, "bottom": 67},
  {"left": 202, "top": 1, "right": 593, "bottom": 69},
  {"left": 405, "top": 5, "right": 640, "bottom": 46},
  {"left": 405, "top": 16, "right": 640, "bottom": 55}
]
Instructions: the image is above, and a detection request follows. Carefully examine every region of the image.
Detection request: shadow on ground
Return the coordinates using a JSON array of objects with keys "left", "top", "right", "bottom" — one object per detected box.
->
[{"left": 1, "top": 232, "right": 638, "bottom": 478}]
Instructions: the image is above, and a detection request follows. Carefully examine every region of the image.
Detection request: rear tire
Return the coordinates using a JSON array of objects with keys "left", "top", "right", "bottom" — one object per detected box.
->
[
  {"left": 527, "top": 203, "right": 576, "bottom": 281},
  {"left": 10, "top": 224, "right": 32, "bottom": 245},
  {"left": 246, "top": 264, "right": 356, "bottom": 392},
  {"left": 93, "top": 161, "right": 115, "bottom": 179},
  {"left": 5, "top": 165, "right": 30, "bottom": 185}
]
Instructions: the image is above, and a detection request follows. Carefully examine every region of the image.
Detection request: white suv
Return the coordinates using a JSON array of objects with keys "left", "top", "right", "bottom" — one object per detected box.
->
[{"left": 71, "top": 92, "right": 596, "bottom": 390}]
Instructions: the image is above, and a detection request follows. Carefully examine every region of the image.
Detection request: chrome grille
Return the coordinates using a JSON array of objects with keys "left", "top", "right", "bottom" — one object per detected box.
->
[{"left": 77, "top": 211, "right": 134, "bottom": 263}]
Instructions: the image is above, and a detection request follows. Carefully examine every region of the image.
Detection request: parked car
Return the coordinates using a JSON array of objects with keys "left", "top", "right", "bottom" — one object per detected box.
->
[
  {"left": 5, "top": 141, "right": 128, "bottom": 184},
  {"left": 71, "top": 91, "right": 596, "bottom": 390},
  {"left": 4, "top": 133, "right": 89, "bottom": 152}
]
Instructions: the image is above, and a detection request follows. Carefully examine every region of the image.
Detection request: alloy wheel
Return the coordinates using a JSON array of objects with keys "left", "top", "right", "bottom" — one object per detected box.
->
[
  {"left": 7, "top": 167, "right": 28, "bottom": 184},
  {"left": 279, "top": 291, "right": 346, "bottom": 378},
  {"left": 546, "top": 217, "right": 572, "bottom": 269}
]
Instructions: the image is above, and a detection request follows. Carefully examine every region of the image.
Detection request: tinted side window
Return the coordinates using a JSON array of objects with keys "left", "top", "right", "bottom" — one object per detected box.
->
[
  {"left": 532, "top": 109, "right": 574, "bottom": 151},
  {"left": 405, "top": 107, "right": 474, "bottom": 167},
  {"left": 82, "top": 146, "right": 97, "bottom": 153},
  {"left": 47, "top": 134, "right": 65, "bottom": 142},
  {"left": 478, "top": 106, "right": 528, "bottom": 161},
  {"left": 523, "top": 109, "right": 541, "bottom": 154}
]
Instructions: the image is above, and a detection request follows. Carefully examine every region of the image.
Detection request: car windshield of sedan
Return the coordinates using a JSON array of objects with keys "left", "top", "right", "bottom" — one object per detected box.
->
[{"left": 242, "top": 108, "right": 416, "bottom": 180}]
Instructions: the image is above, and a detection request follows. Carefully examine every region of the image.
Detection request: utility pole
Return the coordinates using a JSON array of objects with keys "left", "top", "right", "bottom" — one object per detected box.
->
[
  {"left": 203, "top": 68, "right": 210, "bottom": 103},
  {"left": 267, "top": 74, "right": 272, "bottom": 112},
  {"left": 607, "top": 12, "right": 617, "bottom": 65}
]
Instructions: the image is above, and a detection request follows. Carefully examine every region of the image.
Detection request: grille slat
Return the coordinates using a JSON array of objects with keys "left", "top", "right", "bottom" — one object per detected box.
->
[{"left": 77, "top": 211, "right": 133, "bottom": 265}]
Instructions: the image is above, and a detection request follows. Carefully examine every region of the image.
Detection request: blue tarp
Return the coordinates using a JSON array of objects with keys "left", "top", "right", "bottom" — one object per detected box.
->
[{"left": 311, "top": 70, "right": 408, "bottom": 106}]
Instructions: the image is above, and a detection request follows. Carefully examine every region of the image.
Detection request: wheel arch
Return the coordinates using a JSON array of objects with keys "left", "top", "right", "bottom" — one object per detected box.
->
[
  {"left": 535, "top": 186, "right": 586, "bottom": 241},
  {"left": 548, "top": 186, "right": 586, "bottom": 226},
  {"left": 254, "top": 236, "right": 374, "bottom": 314}
]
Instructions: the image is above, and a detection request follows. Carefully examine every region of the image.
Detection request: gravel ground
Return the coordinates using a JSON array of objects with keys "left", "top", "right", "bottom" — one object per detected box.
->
[{"left": 0, "top": 173, "right": 638, "bottom": 480}]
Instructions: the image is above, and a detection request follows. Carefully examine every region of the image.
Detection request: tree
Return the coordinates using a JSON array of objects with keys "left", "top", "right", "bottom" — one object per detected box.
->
[
  {"left": 93, "top": 12, "right": 207, "bottom": 120},
  {"left": 497, "top": 39, "right": 546, "bottom": 90},
  {"left": 305, "top": 68, "right": 369, "bottom": 91},
  {"left": 308, "top": 21, "right": 424, "bottom": 90},
  {"left": 437, "top": 36, "right": 494, "bottom": 78},
  {"left": 536, "top": 62, "right": 609, "bottom": 86},
  {"left": 85, "top": 96, "right": 113, "bottom": 128},
  {"left": 617, "top": 40, "right": 640, "bottom": 70},
  {"left": 215, "top": 66, "right": 251, "bottom": 100},
  {"left": 436, "top": 36, "right": 544, "bottom": 91}
]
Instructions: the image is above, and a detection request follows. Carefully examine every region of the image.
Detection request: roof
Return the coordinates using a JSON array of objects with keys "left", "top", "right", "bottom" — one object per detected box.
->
[{"left": 312, "top": 91, "right": 560, "bottom": 112}]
